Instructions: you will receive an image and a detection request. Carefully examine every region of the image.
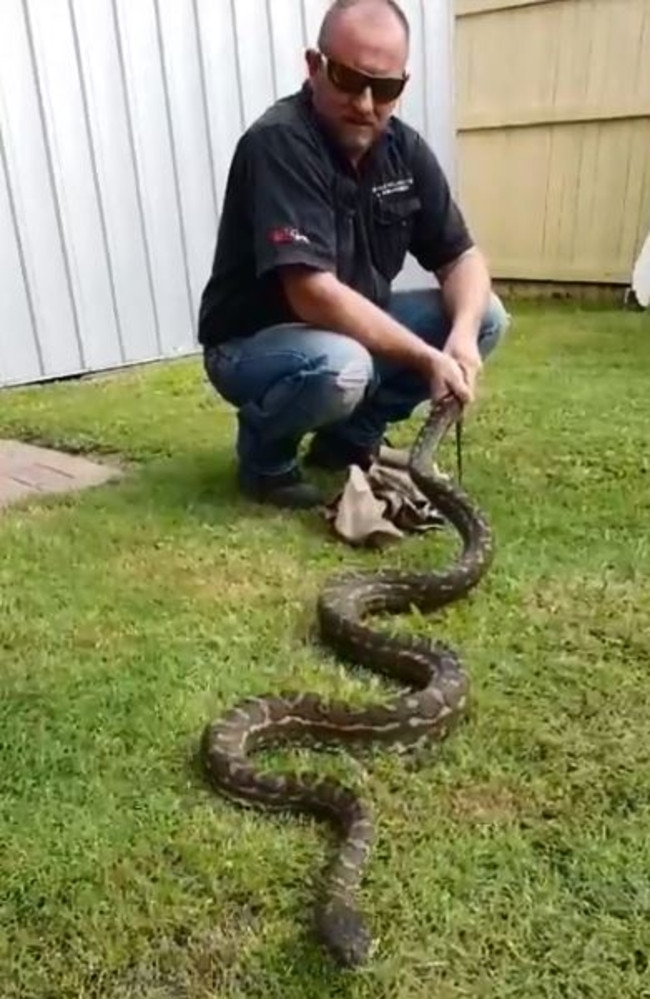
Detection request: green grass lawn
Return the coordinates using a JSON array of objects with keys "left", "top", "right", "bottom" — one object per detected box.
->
[{"left": 1, "top": 303, "right": 649, "bottom": 998}]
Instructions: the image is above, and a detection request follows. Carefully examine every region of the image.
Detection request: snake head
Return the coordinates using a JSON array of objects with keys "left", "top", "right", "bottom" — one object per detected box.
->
[{"left": 315, "top": 898, "right": 374, "bottom": 969}]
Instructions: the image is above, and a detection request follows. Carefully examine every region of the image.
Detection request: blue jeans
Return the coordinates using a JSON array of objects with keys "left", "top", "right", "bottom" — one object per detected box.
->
[{"left": 203, "top": 289, "right": 509, "bottom": 478}]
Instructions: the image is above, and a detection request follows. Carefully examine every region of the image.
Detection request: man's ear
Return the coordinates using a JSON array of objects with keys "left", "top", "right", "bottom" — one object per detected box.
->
[{"left": 305, "top": 48, "right": 321, "bottom": 79}]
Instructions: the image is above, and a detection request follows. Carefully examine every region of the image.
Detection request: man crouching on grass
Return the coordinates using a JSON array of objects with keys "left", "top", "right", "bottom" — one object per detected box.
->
[{"left": 198, "top": 0, "right": 508, "bottom": 509}]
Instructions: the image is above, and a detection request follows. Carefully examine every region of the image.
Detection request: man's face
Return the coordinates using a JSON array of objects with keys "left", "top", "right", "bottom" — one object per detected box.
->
[{"left": 306, "top": 8, "right": 409, "bottom": 161}]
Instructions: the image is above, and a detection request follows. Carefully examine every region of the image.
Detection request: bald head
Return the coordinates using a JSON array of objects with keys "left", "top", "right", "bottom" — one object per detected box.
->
[{"left": 318, "top": 0, "right": 410, "bottom": 58}]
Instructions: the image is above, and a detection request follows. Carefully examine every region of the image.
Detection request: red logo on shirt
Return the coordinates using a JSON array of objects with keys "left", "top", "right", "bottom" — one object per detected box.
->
[{"left": 268, "top": 226, "right": 310, "bottom": 246}]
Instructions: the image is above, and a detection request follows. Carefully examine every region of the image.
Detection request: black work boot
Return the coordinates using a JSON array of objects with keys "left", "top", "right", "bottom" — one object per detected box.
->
[
  {"left": 238, "top": 466, "right": 323, "bottom": 509},
  {"left": 304, "top": 432, "right": 380, "bottom": 472}
]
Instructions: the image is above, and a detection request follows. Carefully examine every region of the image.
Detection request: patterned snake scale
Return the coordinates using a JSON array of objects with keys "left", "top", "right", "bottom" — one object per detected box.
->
[{"left": 201, "top": 394, "right": 494, "bottom": 968}]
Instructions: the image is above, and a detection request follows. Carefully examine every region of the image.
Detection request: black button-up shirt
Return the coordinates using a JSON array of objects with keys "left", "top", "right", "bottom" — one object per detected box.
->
[{"left": 198, "top": 84, "right": 473, "bottom": 348}]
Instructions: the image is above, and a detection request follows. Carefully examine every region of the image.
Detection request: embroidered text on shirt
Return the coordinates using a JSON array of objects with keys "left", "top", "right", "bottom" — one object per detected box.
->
[{"left": 371, "top": 177, "right": 414, "bottom": 199}]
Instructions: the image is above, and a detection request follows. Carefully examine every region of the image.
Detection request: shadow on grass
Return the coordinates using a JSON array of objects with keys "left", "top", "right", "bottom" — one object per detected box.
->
[
  {"left": 102, "top": 919, "right": 363, "bottom": 999},
  {"left": 234, "top": 930, "right": 365, "bottom": 999},
  {"left": 111, "top": 443, "right": 340, "bottom": 533}
]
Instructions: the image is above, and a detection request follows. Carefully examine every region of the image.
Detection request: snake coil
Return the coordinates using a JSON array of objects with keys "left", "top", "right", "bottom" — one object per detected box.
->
[{"left": 201, "top": 394, "right": 494, "bottom": 967}]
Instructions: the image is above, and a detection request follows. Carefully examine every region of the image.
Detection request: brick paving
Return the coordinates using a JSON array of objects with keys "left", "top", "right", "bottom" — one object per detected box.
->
[{"left": 0, "top": 440, "right": 122, "bottom": 509}]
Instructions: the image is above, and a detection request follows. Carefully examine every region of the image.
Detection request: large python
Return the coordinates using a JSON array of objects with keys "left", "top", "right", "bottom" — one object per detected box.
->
[{"left": 201, "top": 393, "right": 494, "bottom": 968}]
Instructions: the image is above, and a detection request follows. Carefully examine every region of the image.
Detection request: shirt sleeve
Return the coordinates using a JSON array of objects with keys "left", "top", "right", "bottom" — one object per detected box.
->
[
  {"left": 244, "top": 125, "right": 338, "bottom": 278},
  {"left": 408, "top": 134, "right": 475, "bottom": 273}
]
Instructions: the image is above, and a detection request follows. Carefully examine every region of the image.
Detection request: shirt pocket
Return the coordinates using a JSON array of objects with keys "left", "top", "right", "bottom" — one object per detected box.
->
[{"left": 371, "top": 195, "right": 421, "bottom": 281}]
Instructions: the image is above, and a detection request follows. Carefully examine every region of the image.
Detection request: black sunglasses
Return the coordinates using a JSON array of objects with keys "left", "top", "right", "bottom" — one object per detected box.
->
[{"left": 319, "top": 53, "right": 408, "bottom": 104}]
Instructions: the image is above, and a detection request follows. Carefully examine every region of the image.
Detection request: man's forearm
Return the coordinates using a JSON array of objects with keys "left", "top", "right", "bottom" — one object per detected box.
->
[
  {"left": 280, "top": 268, "right": 434, "bottom": 375},
  {"left": 438, "top": 248, "right": 491, "bottom": 341},
  {"left": 280, "top": 266, "right": 474, "bottom": 404}
]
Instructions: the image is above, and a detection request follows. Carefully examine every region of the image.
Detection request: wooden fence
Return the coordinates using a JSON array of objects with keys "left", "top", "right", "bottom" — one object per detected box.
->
[{"left": 454, "top": 0, "right": 650, "bottom": 284}]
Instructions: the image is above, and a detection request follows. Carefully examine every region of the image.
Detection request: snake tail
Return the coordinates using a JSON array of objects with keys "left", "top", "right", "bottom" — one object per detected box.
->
[{"left": 201, "top": 697, "right": 376, "bottom": 966}]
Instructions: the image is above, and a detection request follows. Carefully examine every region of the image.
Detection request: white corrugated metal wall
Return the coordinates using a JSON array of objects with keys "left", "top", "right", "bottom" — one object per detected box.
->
[{"left": 0, "top": 0, "right": 455, "bottom": 388}]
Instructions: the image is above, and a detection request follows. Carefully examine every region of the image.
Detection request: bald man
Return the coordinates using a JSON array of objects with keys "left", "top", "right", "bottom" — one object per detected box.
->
[{"left": 199, "top": 0, "right": 508, "bottom": 508}]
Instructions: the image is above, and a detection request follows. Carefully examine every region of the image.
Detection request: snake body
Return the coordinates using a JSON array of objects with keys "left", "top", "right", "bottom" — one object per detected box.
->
[{"left": 201, "top": 395, "right": 494, "bottom": 968}]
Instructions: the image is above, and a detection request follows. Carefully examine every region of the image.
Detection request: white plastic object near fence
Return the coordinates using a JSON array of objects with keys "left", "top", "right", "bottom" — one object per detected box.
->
[{"left": 632, "top": 231, "right": 650, "bottom": 308}]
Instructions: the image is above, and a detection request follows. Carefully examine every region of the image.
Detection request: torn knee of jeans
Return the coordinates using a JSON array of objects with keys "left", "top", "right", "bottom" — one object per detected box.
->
[
  {"left": 478, "top": 294, "right": 510, "bottom": 358},
  {"left": 334, "top": 359, "right": 372, "bottom": 411},
  {"left": 487, "top": 294, "right": 510, "bottom": 334}
]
